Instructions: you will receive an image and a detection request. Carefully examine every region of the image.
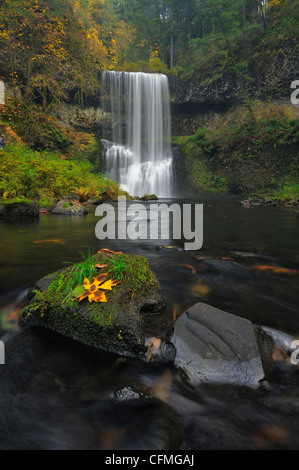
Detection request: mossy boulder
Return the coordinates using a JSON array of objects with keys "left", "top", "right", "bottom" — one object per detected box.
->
[
  {"left": 140, "top": 194, "right": 158, "bottom": 201},
  {"left": 51, "top": 200, "right": 87, "bottom": 215},
  {"left": 0, "top": 200, "right": 40, "bottom": 219},
  {"left": 19, "top": 251, "right": 165, "bottom": 358}
]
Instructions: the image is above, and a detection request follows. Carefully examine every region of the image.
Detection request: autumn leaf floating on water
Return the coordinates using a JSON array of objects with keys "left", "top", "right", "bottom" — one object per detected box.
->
[
  {"left": 33, "top": 238, "right": 66, "bottom": 245},
  {"left": 252, "top": 265, "right": 299, "bottom": 275},
  {"left": 181, "top": 264, "right": 196, "bottom": 274},
  {"left": 72, "top": 273, "right": 120, "bottom": 304}
]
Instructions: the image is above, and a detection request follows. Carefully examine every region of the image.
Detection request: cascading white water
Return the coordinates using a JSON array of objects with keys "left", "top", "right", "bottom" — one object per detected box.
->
[{"left": 101, "top": 71, "right": 174, "bottom": 197}]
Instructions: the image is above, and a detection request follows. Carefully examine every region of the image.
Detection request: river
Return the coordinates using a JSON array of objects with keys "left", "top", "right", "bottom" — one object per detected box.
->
[{"left": 0, "top": 198, "right": 299, "bottom": 450}]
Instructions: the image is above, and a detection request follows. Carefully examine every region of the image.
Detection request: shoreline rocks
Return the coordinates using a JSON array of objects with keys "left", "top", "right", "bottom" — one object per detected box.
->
[
  {"left": 241, "top": 197, "right": 299, "bottom": 208},
  {"left": 0, "top": 201, "right": 40, "bottom": 220},
  {"left": 51, "top": 200, "right": 88, "bottom": 215}
]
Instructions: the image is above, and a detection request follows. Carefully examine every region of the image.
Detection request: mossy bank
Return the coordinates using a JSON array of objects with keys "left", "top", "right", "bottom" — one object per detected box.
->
[{"left": 175, "top": 102, "right": 299, "bottom": 199}]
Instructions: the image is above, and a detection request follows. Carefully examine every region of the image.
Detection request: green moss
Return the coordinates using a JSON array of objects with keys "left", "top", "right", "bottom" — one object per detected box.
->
[
  {"left": 0, "top": 197, "right": 34, "bottom": 206},
  {"left": 140, "top": 194, "right": 158, "bottom": 200}
]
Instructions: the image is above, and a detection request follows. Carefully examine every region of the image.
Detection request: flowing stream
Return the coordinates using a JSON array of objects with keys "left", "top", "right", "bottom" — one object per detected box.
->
[
  {"left": 101, "top": 71, "right": 174, "bottom": 197},
  {"left": 0, "top": 200, "right": 299, "bottom": 449}
]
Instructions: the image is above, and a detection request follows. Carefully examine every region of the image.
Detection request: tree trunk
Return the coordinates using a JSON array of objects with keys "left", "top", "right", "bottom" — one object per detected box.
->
[
  {"left": 243, "top": 2, "right": 247, "bottom": 40},
  {"left": 170, "top": 18, "right": 174, "bottom": 69}
]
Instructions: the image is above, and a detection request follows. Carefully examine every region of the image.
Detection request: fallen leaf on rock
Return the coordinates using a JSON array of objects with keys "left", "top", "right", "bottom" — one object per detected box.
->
[
  {"left": 146, "top": 337, "right": 161, "bottom": 361},
  {"left": 96, "top": 264, "right": 108, "bottom": 269},
  {"left": 72, "top": 274, "right": 120, "bottom": 303},
  {"left": 147, "top": 337, "right": 161, "bottom": 350},
  {"left": 98, "top": 248, "right": 123, "bottom": 255}
]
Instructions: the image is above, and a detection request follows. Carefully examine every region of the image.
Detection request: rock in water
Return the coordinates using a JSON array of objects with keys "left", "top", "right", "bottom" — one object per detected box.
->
[
  {"left": 19, "top": 252, "right": 165, "bottom": 359},
  {"left": 0, "top": 202, "right": 40, "bottom": 219},
  {"left": 51, "top": 200, "right": 87, "bottom": 215},
  {"left": 167, "top": 302, "right": 271, "bottom": 387}
]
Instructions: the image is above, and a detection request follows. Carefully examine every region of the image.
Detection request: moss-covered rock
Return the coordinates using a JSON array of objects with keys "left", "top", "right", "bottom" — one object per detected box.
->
[
  {"left": 0, "top": 200, "right": 40, "bottom": 219},
  {"left": 51, "top": 200, "right": 88, "bottom": 215},
  {"left": 19, "top": 251, "right": 165, "bottom": 358}
]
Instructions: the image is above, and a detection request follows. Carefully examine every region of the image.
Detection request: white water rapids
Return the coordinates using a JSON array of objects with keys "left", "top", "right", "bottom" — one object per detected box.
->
[{"left": 101, "top": 71, "right": 174, "bottom": 197}]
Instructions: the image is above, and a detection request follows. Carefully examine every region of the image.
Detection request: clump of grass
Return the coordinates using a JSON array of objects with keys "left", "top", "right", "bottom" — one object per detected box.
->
[
  {"left": 108, "top": 254, "right": 126, "bottom": 280},
  {"left": 64, "top": 250, "right": 97, "bottom": 294}
]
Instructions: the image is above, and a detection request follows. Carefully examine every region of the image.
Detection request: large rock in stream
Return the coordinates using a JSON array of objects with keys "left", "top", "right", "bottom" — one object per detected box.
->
[
  {"left": 164, "top": 302, "right": 273, "bottom": 388},
  {"left": 51, "top": 200, "right": 88, "bottom": 215},
  {"left": 19, "top": 251, "right": 165, "bottom": 358}
]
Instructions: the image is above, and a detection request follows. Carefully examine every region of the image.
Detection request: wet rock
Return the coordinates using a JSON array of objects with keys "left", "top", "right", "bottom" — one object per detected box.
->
[
  {"left": 0, "top": 202, "right": 40, "bottom": 219},
  {"left": 155, "top": 245, "right": 180, "bottom": 252},
  {"left": 19, "top": 252, "right": 165, "bottom": 359},
  {"left": 165, "top": 302, "right": 272, "bottom": 388},
  {"left": 283, "top": 199, "right": 299, "bottom": 208},
  {"left": 114, "top": 386, "right": 145, "bottom": 400},
  {"left": 86, "top": 198, "right": 103, "bottom": 206},
  {"left": 264, "top": 199, "right": 278, "bottom": 207},
  {"left": 140, "top": 194, "right": 159, "bottom": 201},
  {"left": 51, "top": 200, "right": 88, "bottom": 215},
  {"left": 240, "top": 198, "right": 264, "bottom": 208},
  {"left": 67, "top": 192, "right": 81, "bottom": 201}
]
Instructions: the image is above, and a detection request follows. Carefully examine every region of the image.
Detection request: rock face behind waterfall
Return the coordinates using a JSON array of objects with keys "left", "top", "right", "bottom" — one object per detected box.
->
[{"left": 19, "top": 252, "right": 164, "bottom": 358}]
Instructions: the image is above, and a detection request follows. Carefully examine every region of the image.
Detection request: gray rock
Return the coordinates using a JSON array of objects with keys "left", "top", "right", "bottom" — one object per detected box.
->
[
  {"left": 86, "top": 198, "right": 103, "bottom": 206},
  {"left": 166, "top": 302, "right": 271, "bottom": 388},
  {"left": 51, "top": 200, "right": 87, "bottom": 215}
]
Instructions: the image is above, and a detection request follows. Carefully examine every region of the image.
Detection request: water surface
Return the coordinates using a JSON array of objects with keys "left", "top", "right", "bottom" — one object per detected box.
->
[{"left": 0, "top": 198, "right": 299, "bottom": 450}]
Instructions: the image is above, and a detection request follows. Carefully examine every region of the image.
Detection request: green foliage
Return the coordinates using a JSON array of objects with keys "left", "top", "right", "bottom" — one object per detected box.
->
[
  {"left": 266, "top": 184, "right": 299, "bottom": 201},
  {"left": 0, "top": 142, "right": 126, "bottom": 201},
  {"left": 64, "top": 250, "right": 98, "bottom": 295},
  {"left": 108, "top": 255, "right": 126, "bottom": 281},
  {"left": 177, "top": 104, "right": 299, "bottom": 195}
]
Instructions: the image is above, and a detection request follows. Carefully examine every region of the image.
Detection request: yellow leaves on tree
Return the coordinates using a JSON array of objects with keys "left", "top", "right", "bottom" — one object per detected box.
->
[
  {"left": 72, "top": 273, "right": 120, "bottom": 304},
  {"left": 267, "top": 0, "right": 284, "bottom": 8}
]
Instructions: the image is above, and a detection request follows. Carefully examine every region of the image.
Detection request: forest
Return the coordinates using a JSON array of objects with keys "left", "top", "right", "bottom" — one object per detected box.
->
[
  {"left": 0, "top": 0, "right": 299, "bottom": 452},
  {"left": 0, "top": 0, "right": 298, "bottom": 201}
]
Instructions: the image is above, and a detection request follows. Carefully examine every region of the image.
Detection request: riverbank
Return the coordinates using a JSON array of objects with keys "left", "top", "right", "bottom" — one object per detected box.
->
[{"left": 174, "top": 101, "right": 299, "bottom": 200}]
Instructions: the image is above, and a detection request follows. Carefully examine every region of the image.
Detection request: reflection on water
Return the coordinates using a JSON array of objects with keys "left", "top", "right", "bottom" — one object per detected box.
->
[{"left": 0, "top": 198, "right": 299, "bottom": 450}]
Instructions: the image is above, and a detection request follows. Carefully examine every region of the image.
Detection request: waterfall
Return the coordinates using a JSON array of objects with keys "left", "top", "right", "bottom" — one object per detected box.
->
[{"left": 101, "top": 71, "right": 174, "bottom": 197}]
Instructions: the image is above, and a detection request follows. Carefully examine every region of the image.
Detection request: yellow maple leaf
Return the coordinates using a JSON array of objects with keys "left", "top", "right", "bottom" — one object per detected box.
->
[{"left": 72, "top": 273, "right": 120, "bottom": 304}]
